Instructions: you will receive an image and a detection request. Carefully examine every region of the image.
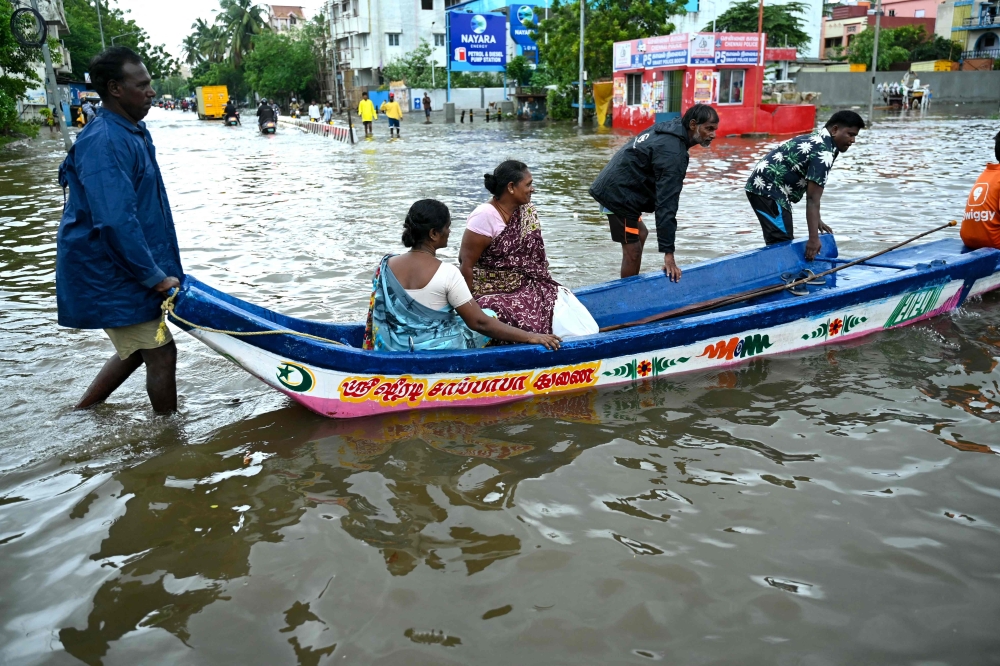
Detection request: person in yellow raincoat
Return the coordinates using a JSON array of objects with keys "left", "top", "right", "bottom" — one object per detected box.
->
[
  {"left": 358, "top": 92, "right": 377, "bottom": 136},
  {"left": 380, "top": 93, "right": 403, "bottom": 138}
]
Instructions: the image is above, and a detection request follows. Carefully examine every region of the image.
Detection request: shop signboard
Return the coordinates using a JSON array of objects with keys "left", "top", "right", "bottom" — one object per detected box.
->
[
  {"left": 712, "top": 33, "right": 763, "bottom": 65},
  {"left": 450, "top": 12, "right": 506, "bottom": 72},
  {"left": 613, "top": 34, "right": 688, "bottom": 71}
]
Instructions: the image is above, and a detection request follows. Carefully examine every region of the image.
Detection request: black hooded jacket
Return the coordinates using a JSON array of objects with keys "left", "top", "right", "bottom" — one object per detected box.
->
[
  {"left": 257, "top": 103, "right": 276, "bottom": 123},
  {"left": 589, "top": 119, "right": 691, "bottom": 254}
]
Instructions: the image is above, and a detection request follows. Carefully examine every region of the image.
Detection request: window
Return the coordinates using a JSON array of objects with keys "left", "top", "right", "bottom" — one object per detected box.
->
[
  {"left": 888, "top": 9, "right": 896, "bottom": 16},
  {"left": 626, "top": 73, "right": 642, "bottom": 106},
  {"left": 422, "top": 0, "right": 434, "bottom": 9},
  {"left": 717, "top": 69, "right": 745, "bottom": 104},
  {"left": 434, "top": 33, "right": 445, "bottom": 46},
  {"left": 914, "top": 9, "right": 924, "bottom": 17},
  {"left": 665, "top": 70, "right": 682, "bottom": 113},
  {"left": 825, "top": 37, "right": 841, "bottom": 48},
  {"left": 359, "top": 33, "right": 368, "bottom": 48},
  {"left": 388, "top": 33, "right": 400, "bottom": 46}
]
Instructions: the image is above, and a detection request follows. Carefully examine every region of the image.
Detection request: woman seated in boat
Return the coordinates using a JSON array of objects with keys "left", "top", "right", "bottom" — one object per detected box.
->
[
  {"left": 459, "top": 160, "right": 598, "bottom": 338},
  {"left": 363, "top": 199, "right": 562, "bottom": 352}
]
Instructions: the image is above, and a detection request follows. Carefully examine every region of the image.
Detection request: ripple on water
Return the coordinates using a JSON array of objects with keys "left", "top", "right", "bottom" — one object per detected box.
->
[{"left": 1, "top": 108, "right": 1000, "bottom": 664}]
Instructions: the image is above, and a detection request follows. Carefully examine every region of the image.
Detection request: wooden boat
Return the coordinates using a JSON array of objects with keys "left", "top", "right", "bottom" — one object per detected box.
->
[{"left": 171, "top": 236, "right": 1000, "bottom": 419}]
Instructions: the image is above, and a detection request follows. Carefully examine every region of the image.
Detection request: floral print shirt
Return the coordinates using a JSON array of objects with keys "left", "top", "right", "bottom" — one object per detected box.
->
[{"left": 744, "top": 128, "right": 839, "bottom": 211}]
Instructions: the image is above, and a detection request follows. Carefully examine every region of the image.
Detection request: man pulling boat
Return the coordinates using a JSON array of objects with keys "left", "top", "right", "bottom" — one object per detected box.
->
[
  {"left": 744, "top": 110, "right": 865, "bottom": 261},
  {"left": 589, "top": 104, "right": 720, "bottom": 281}
]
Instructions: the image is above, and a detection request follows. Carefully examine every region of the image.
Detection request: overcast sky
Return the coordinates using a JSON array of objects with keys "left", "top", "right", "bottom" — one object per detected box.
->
[{"left": 111, "top": 1, "right": 326, "bottom": 61}]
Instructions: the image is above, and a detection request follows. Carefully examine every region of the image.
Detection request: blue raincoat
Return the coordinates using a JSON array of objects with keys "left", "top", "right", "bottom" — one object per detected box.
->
[
  {"left": 363, "top": 255, "right": 491, "bottom": 352},
  {"left": 56, "top": 108, "right": 183, "bottom": 329}
]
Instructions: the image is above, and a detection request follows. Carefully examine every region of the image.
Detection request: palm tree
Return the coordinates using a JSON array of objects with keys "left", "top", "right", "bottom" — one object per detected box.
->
[
  {"left": 217, "top": 0, "right": 268, "bottom": 67},
  {"left": 190, "top": 17, "right": 228, "bottom": 64},
  {"left": 182, "top": 34, "right": 202, "bottom": 66}
]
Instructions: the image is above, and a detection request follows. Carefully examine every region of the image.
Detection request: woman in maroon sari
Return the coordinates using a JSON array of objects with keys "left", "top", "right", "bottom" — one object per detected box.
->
[{"left": 459, "top": 160, "right": 580, "bottom": 336}]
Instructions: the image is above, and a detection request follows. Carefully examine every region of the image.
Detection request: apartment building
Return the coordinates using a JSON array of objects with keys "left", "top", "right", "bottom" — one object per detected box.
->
[{"left": 269, "top": 5, "right": 309, "bottom": 32}]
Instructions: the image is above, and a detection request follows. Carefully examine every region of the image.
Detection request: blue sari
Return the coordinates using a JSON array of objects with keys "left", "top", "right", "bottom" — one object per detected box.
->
[{"left": 362, "top": 255, "right": 491, "bottom": 352}]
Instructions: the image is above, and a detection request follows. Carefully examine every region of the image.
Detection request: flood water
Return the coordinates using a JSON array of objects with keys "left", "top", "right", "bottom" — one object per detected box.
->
[{"left": 2, "top": 106, "right": 999, "bottom": 664}]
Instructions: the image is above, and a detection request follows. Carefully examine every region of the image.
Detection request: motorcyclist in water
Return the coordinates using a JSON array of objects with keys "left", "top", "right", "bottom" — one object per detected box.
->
[
  {"left": 257, "top": 98, "right": 276, "bottom": 128},
  {"left": 224, "top": 98, "right": 241, "bottom": 125}
]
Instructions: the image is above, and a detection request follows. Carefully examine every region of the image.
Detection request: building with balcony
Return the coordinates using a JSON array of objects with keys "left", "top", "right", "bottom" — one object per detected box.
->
[
  {"left": 942, "top": 0, "right": 999, "bottom": 58},
  {"left": 269, "top": 5, "right": 308, "bottom": 32},
  {"left": 821, "top": 2, "right": 937, "bottom": 57},
  {"left": 325, "top": 0, "right": 455, "bottom": 91}
]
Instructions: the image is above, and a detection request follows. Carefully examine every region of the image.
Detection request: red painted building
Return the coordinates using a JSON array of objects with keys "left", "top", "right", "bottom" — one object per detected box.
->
[{"left": 612, "top": 32, "right": 816, "bottom": 136}]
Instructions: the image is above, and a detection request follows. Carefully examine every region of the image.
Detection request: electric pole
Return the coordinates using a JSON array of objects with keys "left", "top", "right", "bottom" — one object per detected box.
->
[
  {"left": 867, "top": 0, "right": 882, "bottom": 127},
  {"left": 31, "top": 0, "right": 72, "bottom": 151}
]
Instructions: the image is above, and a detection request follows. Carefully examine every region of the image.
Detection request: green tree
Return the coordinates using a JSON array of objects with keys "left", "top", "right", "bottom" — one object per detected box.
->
[
  {"left": 62, "top": 0, "right": 179, "bottom": 80},
  {"left": 847, "top": 27, "right": 909, "bottom": 69},
  {"left": 706, "top": 0, "right": 810, "bottom": 50},
  {"left": 189, "top": 18, "right": 229, "bottom": 64},
  {"left": 190, "top": 61, "right": 247, "bottom": 100},
  {"left": 242, "top": 30, "right": 316, "bottom": 101},
  {"left": 845, "top": 25, "right": 958, "bottom": 69},
  {"left": 1, "top": 2, "right": 42, "bottom": 134},
  {"left": 218, "top": 0, "right": 267, "bottom": 67},
  {"left": 533, "top": 0, "right": 684, "bottom": 85},
  {"left": 382, "top": 40, "right": 445, "bottom": 89},
  {"left": 505, "top": 55, "right": 534, "bottom": 87}
]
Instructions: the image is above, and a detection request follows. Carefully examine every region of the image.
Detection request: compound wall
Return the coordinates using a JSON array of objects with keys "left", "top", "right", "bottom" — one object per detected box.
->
[{"left": 793, "top": 71, "right": 1000, "bottom": 106}]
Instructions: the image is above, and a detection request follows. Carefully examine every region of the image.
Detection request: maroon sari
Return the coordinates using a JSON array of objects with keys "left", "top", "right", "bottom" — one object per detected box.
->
[{"left": 472, "top": 202, "right": 559, "bottom": 335}]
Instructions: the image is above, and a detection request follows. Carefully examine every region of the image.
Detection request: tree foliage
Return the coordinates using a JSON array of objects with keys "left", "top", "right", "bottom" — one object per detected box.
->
[
  {"left": 63, "top": 0, "right": 179, "bottom": 80},
  {"left": 242, "top": 30, "right": 316, "bottom": 101},
  {"left": 846, "top": 25, "right": 961, "bottom": 69},
  {"left": 1, "top": 2, "right": 42, "bottom": 133},
  {"left": 706, "top": 0, "right": 810, "bottom": 50},
  {"left": 382, "top": 40, "right": 445, "bottom": 89},
  {"left": 533, "top": 0, "right": 684, "bottom": 85},
  {"left": 217, "top": 0, "right": 267, "bottom": 67},
  {"left": 505, "top": 55, "right": 533, "bottom": 87}
]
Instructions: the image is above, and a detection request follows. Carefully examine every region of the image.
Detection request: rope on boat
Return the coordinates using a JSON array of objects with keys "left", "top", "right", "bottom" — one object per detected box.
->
[
  {"left": 155, "top": 291, "right": 348, "bottom": 346},
  {"left": 601, "top": 221, "right": 958, "bottom": 333}
]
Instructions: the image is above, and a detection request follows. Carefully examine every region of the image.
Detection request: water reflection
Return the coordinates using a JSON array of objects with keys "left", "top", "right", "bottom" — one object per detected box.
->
[{"left": 2, "top": 109, "right": 1000, "bottom": 663}]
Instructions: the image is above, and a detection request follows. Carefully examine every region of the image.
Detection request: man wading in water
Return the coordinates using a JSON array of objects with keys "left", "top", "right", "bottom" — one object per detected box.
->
[
  {"left": 56, "top": 47, "right": 183, "bottom": 413},
  {"left": 589, "top": 104, "right": 719, "bottom": 281}
]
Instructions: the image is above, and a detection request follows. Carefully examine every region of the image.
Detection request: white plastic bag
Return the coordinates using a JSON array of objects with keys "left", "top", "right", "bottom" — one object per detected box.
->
[{"left": 552, "top": 286, "right": 599, "bottom": 338}]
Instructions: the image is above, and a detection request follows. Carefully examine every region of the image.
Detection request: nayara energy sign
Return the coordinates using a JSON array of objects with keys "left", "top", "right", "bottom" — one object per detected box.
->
[{"left": 450, "top": 11, "right": 506, "bottom": 72}]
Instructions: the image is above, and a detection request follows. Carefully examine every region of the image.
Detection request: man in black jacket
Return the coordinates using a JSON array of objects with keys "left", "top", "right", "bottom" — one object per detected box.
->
[
  {"left": 256, "top": 98, "right": 276, "bottom": 127},
  {"left": 589, "top": 104, "right": 719, "bottom": 281}
]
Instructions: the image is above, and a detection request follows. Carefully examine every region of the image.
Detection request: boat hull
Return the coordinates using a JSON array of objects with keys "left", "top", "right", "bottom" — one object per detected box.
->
[{"left": 186, "top": 277, "right": 970, "bottom": 419}]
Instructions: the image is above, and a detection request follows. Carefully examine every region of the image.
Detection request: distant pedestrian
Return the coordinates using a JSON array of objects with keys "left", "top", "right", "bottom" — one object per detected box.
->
[
  {"left": 48, "top": 106, "right": 59, "bottom": 133},
  {"left": 308, "top": 100, "right": 320, "bottom": 122},
  {"left": 381, "top": 93, "right": 402, "bottom": 138},
  {"left": 423, "top": 92, "right": 432, "bottom": 124},
  {"left": 322, "top": 102, "right": 333, "bottom": 124},
  {"left": 744, "top": 110, "right": 865, "bottom": 261},
  {"left": 82, "top": 99, "right": 96, "bottom": 123},
  {"left": 358, "top": 92, "right": 377, "bottom": 136},
  {"left": 56, "top": 47, "right": 183, "bottom": 413}
]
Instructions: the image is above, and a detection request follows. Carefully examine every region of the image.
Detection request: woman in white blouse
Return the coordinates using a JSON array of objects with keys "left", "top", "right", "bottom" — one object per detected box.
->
[{"left": 362, "top": 199, "right": 561, "bottom": 352}]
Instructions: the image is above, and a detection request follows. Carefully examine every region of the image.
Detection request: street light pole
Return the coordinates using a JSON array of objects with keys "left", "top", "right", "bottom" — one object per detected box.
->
[
  {"left": 111, "top": 31, "right": 141, "bottom": 46},
  {"left": 96, "top": 0, "right": 105, "bottom": 49},
  {"left": 867, "top": 0, "right": 882, "bottom": 127},
  {"left": 577, "top": 0, "right": 584, "bottom": 127},
  {"left": 30, "top": 0, "right": 72, "bottom": 151}
]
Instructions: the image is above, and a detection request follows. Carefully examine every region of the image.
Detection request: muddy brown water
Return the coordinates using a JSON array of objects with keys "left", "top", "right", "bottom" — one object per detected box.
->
[{"left": 1, "top": 107, "right": 999, "bottom": 665}]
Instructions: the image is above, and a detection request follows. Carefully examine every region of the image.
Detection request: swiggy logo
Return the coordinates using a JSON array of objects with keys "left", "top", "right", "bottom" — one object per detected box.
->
[{"left": 968, "top": 184, "right": 988, "bottom": 207}]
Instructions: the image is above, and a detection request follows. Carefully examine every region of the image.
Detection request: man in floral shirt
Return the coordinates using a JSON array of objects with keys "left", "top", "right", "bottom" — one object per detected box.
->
[{"left": 745, "top": 110, "right": 865, "bottom": 260}]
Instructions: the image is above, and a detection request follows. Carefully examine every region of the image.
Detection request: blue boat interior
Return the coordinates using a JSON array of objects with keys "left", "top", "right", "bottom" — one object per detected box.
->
[{"left": 176, "top": 235, "right": 1000, "bottom": 374}]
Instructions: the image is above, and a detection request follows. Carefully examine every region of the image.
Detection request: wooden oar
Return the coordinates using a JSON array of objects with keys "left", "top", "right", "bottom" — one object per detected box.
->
[{"left": 600, "top": 221, "right": 957, "bottom": 333}]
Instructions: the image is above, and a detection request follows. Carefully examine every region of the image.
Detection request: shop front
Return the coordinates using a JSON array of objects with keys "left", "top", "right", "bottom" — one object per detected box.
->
[{"left": 612, "top": 32, "right": 815, "bottom": 137}]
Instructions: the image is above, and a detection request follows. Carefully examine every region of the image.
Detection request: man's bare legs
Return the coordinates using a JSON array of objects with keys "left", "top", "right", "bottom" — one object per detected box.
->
[
  {"left": 620, "top": 219, "right": 649, "bottom": 278},
  {"left": 75, "top": 342, "right": 177, "bottom": 413}
]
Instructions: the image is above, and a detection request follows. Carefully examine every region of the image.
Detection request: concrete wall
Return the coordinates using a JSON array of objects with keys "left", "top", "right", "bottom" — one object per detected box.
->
[
  {"left": 794, "top": 71, "right": 1000, "bottom": 105},
  {"left": 410, "top": 88, "right": 509, "bottom": 112}
]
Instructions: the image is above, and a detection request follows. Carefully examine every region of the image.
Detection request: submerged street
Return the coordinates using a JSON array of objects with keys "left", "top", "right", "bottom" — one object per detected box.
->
[{"left": 1, "top": 108, "right": 999, "bottom": 663}]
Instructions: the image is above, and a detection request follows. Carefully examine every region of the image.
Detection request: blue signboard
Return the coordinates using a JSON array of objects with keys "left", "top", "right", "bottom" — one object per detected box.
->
[
  {"left": 510, "top": 4, "right": 537, "bottom": 47},
  {"left": 449, "top": 11, "right": 506, "bottom": 72}
]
